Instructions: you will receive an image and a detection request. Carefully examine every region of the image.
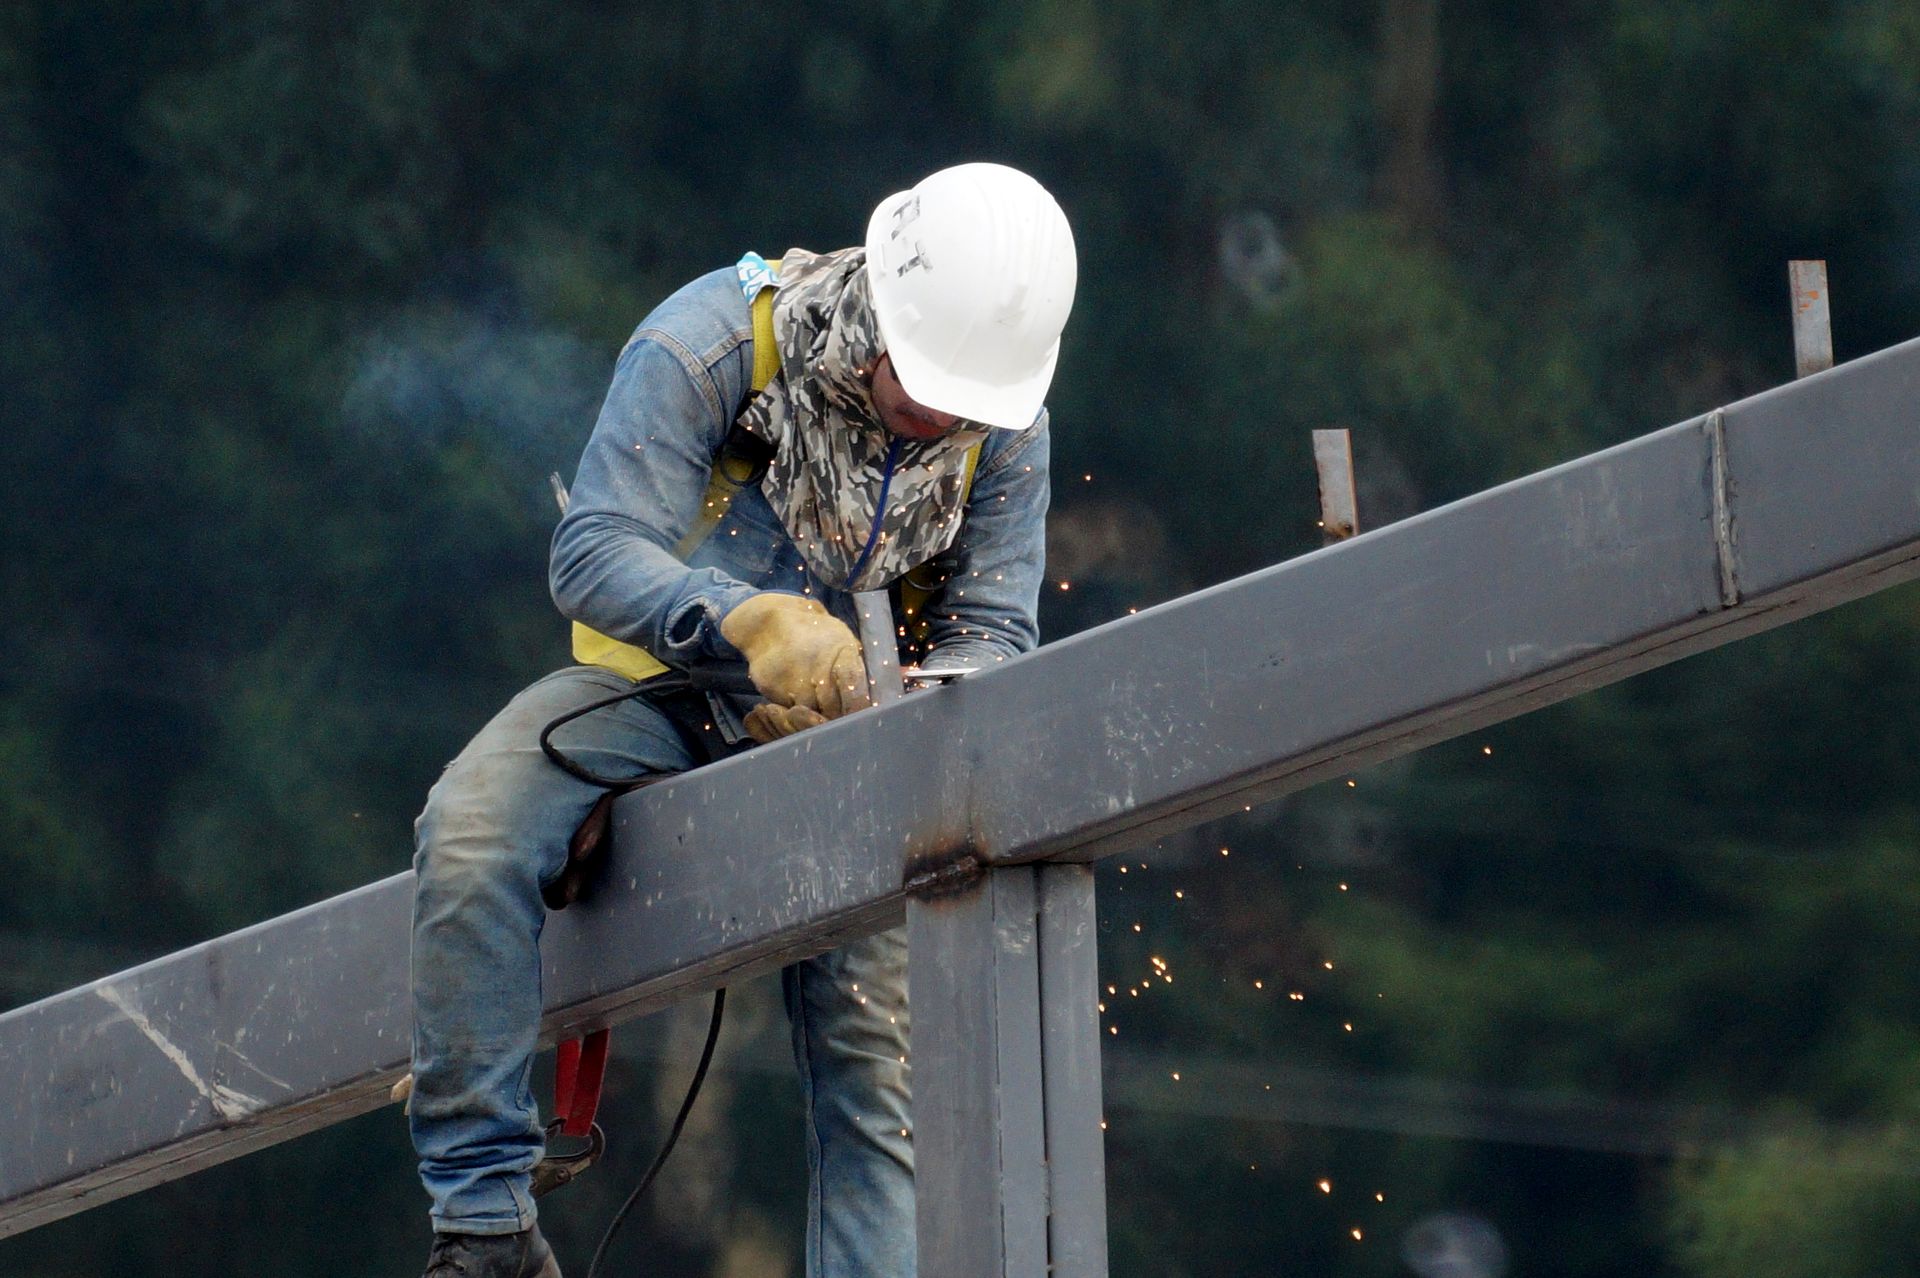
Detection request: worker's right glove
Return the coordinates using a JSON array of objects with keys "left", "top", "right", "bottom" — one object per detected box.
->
[{"left": 719, "top": 593, "right": 873, "bottom": 719}]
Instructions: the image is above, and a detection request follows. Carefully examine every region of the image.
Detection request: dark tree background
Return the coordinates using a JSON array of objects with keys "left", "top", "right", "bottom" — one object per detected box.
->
[{"left": 4, "top": 2, "right": 1920, "bottom": 1274}]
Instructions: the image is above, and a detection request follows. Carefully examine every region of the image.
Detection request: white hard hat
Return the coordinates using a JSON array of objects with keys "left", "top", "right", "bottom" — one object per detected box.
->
[{"left": 864, "top": 163, "right": 1077, "bottom": 430}]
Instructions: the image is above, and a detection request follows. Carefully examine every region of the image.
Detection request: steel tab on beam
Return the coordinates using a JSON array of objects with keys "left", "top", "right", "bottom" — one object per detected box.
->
[
  {"left": 1312, "top": 428, "right": 1360, "bottom": 543},
  {"left": 1790, "top": 259, "right": 1834, "bottom": 378}
]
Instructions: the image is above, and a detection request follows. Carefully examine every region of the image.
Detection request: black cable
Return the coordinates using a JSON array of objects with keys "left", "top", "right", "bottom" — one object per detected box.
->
[
  {"left": 538, "top": 684, "right": 659, "bottom": 789},
  {"left": 539, "top": 666, "right": 758, "bottom": 790},
  {"left": 540, "top": 673, "right": 736, "bottom": 1275},
  {"left": 584, "top": 988, "right": 727, "bottom": 1278}
]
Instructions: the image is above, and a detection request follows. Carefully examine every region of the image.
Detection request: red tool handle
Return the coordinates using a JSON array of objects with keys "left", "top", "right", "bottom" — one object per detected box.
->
[{"left": 552, "top": 1028, "right": 612, "bottom": 1138}]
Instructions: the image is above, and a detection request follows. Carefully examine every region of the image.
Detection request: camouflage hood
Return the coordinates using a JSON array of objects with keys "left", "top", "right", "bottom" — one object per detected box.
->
[{"left": 737, "top": 247, "right": 981, "bottom": 593}]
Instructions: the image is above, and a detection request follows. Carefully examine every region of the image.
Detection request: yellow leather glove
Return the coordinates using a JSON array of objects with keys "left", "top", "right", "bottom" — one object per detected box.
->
[
  {"left": 742, "top": 702, "right": 830, "bottom": 743},
  {"left": 719, "top": 593, "right": 873, "bottom": 718}
]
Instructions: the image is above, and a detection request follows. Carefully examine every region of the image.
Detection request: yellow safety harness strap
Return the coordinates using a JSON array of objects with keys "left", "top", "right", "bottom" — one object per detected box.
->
[{"left": 569, "top": 275, "right": 780, "bottom": 682}]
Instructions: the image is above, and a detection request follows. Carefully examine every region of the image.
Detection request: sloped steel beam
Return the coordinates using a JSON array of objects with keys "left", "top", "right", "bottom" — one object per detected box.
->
[{"left": 3, "top": 336, "right": 1918, "bottom": 1238}]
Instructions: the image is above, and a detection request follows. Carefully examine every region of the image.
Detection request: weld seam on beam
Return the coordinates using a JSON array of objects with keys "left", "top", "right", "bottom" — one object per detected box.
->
[
  {"left": 904, "top": 854, "right": 984, "bottom": 900},
  {"left": 1706, "top": 409, "right": 1740, "bottom": 607}
]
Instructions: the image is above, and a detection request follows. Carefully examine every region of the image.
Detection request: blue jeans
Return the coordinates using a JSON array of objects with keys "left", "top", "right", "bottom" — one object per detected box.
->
[{"left": 410, "top": 666, "right": 914, "bottom": 1277}]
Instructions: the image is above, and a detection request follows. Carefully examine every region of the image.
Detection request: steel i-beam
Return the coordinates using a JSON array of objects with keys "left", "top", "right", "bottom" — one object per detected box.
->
[{"left": 4, "top": 334, "right": 1919, "bottom": 1239}]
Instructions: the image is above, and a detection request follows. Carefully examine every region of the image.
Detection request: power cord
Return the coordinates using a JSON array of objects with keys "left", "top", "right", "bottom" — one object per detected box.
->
[
  {"left": 538, "top": 683, "right": 731, "bottom": 1278},
  {"left": 585, "top": 988, "right": 726, "bottom": 1278},
  {"left": 538, "top": 684, "right": 658, "bottom": 788}
]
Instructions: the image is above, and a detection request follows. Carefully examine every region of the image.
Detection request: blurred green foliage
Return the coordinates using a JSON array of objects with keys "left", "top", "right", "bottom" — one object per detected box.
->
[
  {"left": 1669, "top": 1116, "right": 1920, "bottom": 1277},
  {"left": 2, "top": 1, "right": 1919, "bottom": 1274}
]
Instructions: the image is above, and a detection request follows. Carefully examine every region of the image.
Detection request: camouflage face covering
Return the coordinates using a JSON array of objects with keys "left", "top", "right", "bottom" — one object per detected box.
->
[{"left": 737, "top": 247, "right": 983, "bottom": 593}]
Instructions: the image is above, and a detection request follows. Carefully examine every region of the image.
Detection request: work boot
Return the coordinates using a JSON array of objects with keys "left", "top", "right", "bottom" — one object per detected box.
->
[{"left": 422, "top": 1225, "right": 562, "bottom": 1278}]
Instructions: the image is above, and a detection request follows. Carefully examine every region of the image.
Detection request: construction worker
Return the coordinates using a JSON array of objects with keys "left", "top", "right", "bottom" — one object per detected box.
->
[{"left": 409, "top": 163, "right": 1077, "bottom": 1278}]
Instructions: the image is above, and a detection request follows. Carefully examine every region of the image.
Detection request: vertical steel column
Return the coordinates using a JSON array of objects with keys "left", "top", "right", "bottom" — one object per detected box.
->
[
  {"left": 909, "top": 863, "right": 1109, "bottom": 1277},
  {"left": 861, "top": 587, "right": 1107, "bottom": 1271},
  {"left": 1036, "top": 863, "right": 1110, "bottom": 1278},
  {"left": 910, "top": 869, "right": 1047, "bottom": 1276}
]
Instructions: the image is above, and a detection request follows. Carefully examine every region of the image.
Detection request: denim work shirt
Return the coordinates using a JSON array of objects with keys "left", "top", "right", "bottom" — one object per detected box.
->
[{"left": 550, "top": 265, "right": 1052, "bottom": 730}]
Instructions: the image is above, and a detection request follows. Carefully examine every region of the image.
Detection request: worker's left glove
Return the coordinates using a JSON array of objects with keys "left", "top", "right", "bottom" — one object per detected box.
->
[{"left": 742, "top": 702, "right": 830, "bottom": 743}]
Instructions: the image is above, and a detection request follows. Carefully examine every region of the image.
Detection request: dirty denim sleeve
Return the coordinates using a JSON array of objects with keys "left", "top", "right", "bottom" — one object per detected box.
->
[
  {"left": 917, "top": 416, "right": 1051, "bottom": 671},
  {"left": 549, "top": 331, "right": 757, "bottom": 667}
]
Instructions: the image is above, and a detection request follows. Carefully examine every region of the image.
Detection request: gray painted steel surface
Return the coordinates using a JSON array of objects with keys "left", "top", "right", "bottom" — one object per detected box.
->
[
  {"left": 4, "top": 336, "right": 1920, "bottom": 1237},
  {"left": 1036, "top": 864, "right": 1110, "bottom": 1278},
  {"left": 908, "top": 862, "right": 1108, "bottom": 1278},
  {"left": 909, "top": 869, "right": 1050, "bottom": 1276},
  {"left": 1720, "top": 339, "right": 1919, "bottom": 600}
]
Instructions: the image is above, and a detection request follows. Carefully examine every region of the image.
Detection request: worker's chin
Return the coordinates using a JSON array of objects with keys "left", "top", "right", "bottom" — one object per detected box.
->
[{"left": 884, "top": 418, "right": 953, "bottom": 442}]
